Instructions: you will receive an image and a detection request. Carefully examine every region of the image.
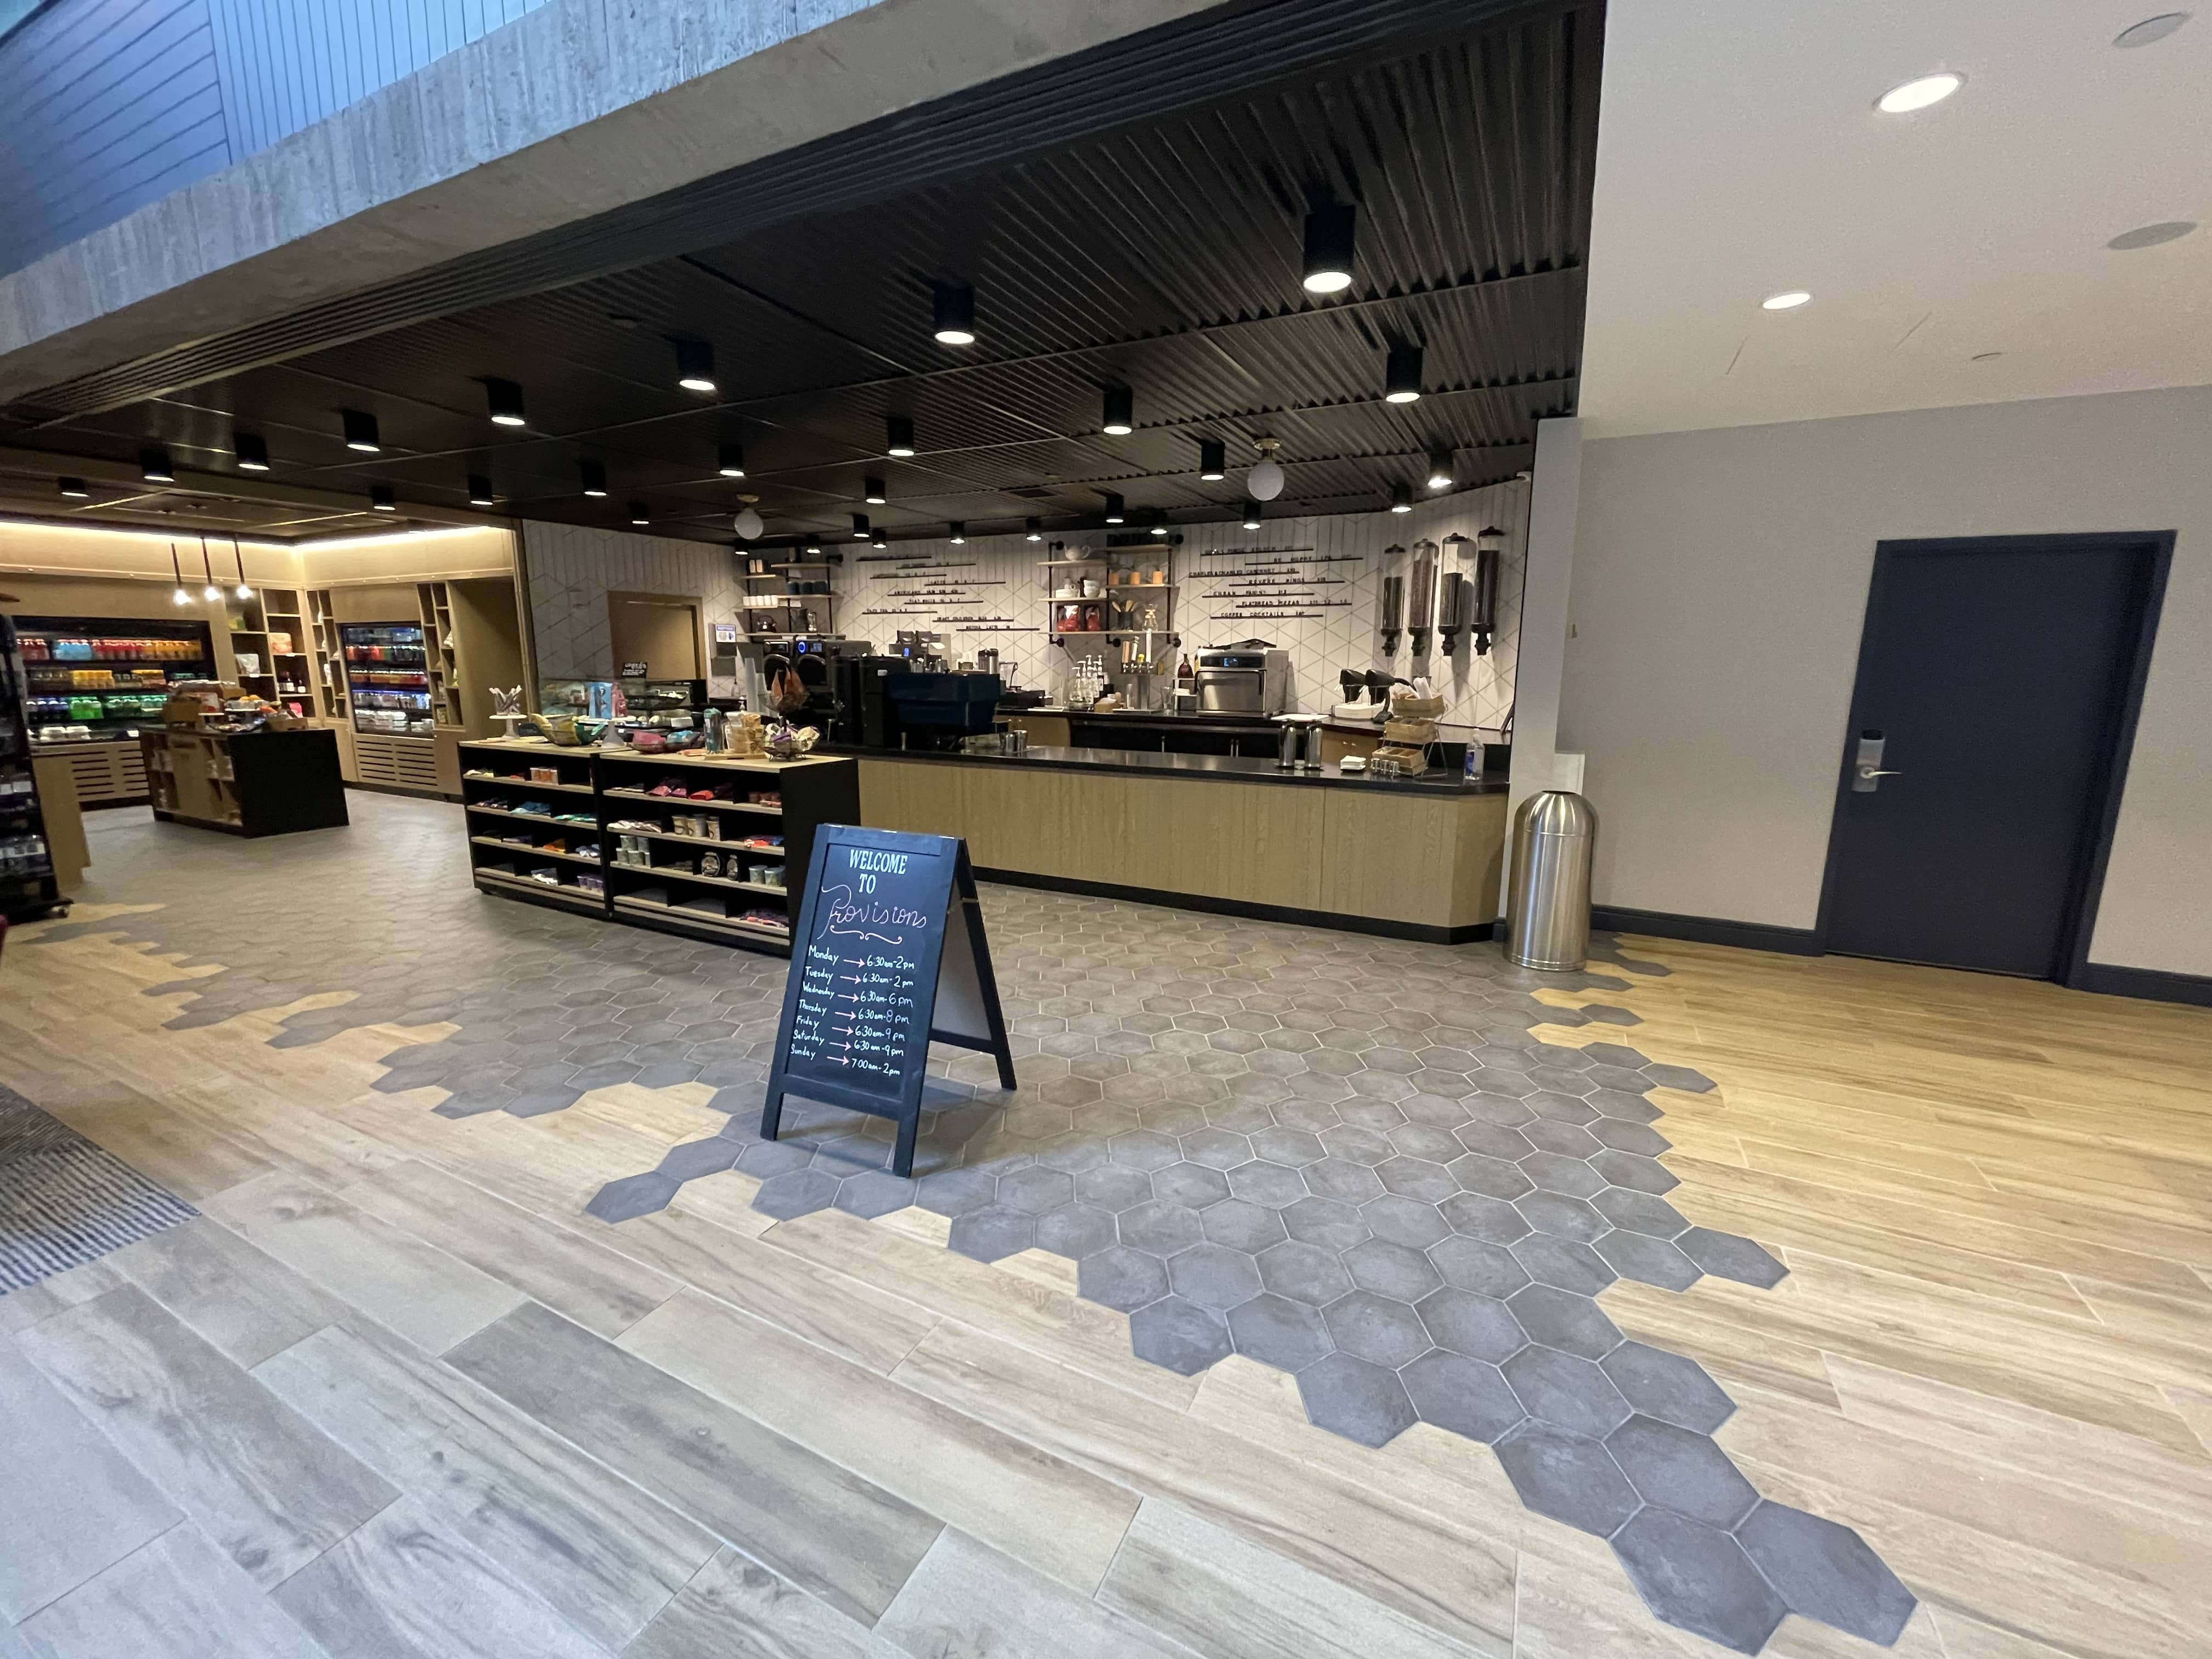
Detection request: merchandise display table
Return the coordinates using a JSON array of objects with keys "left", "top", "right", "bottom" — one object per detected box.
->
[{"left": 142, "top": 728, "right": 349, "bottom": 837}]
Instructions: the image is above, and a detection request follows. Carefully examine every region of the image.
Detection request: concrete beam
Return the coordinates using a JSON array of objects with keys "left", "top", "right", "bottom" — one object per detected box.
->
[{"left": 0, "top": 0, "right": 1231, "bottom": 405}]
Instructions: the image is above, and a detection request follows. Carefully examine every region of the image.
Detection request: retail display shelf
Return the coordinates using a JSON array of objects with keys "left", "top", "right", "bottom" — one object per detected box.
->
[
  {"left": 462, "top": 772, "right": 596, "bottom": 795},
  {"left": 466, "top": 803, "right": 597, "bottom": 825},
  {"left": 602, "top": 786, "right": 780, "bottom": 815},
  {"left": 475, "top": 868, "right": 603, "bottom": 909},
  {"left": 456, "top": 739, "right": 853, "bottom": 958},
  {"left": 616, "top": 864, "right": 786, "bottom": 896},
  {"left": 613, "top": 895, "right": 791, "bottom": 942},
  {"left": 615, "top": 826, "right": 782, "bottom": 851},
  {"left": 469, "top": 836, "right": 602, "bottom": 866}
]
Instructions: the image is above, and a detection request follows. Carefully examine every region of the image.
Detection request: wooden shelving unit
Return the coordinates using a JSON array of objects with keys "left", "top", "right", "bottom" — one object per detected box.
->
[
  {"left": 739, "top": 554, "right": 838, "bottom": 641},
  {"left": 456, "top": 738, "right": 859, "bottom": 956},
  {"left": 307, "top": 589, "right": 348, "bottom": 721}
]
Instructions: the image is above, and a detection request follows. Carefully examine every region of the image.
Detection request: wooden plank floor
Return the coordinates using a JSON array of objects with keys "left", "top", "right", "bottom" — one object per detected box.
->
[{"left": 4, "top": 905, "right": 2210, "bottom": 1657}]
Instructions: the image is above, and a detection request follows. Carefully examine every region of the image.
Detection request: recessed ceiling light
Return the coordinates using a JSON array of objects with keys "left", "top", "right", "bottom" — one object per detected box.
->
[
  {"left": 2107, "top": 220, "right": 2197, "bottom": 250},
  {"left": 2115, "top": 12, "right": 2191, "bottom": 48},
  {"left": 1876, "top": 72, "right": 1964, "bottom": 114},
  {"left": 1761, "top": 290, "right": 1813, "bottom": 311}
]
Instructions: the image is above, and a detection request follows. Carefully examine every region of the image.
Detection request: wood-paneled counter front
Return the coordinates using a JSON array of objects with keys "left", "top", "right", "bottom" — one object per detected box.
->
[{"left": 857, "top": 747, "right": 1508, "bottom": 942}]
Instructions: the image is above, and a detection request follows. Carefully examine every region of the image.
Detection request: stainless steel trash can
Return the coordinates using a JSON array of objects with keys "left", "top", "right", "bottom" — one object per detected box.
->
[{"left": 1506, "top": 790, "right": 1596, "bottom": 971}]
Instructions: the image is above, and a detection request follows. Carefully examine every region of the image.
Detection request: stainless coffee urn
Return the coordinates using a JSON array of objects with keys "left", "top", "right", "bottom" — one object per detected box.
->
[{"left": 1506, "top": 791, "right": 1597, "bottom": 971}]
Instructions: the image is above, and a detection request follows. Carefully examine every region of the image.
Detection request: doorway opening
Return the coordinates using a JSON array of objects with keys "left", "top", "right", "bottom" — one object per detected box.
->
[{"left": 1815, "top": 532, "right": 2171, "bottom": 985}]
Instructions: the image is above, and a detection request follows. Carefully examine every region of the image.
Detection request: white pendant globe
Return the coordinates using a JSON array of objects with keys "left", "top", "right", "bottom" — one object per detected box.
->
[
  {"left": 1248, "top": 459, "right": 1285, "bottom": 501},
  {"left": 732, "top": 507, "right": 765, "bottom": 540}
]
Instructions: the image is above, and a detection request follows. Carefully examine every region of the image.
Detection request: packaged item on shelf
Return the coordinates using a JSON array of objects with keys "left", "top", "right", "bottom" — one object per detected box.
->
[
  {"left": 698, "top": 850, "right": 722, "bottom": 878},
  {"left": 740, "top": 909, "right": 790, "bottom": 932},
  {"left": 575, "top": 873, "right": 605, "bottom": 895},
  {"left": 527, "top": 866, "right": 562, "bottom": 887},
  {"left": 528, "top": 767, "right": 560, "bottom": 783}
]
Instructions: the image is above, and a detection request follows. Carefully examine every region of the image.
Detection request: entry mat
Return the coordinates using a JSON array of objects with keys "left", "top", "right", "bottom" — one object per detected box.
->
[{"left": 0, "top": 1082, "right": 196, "bottom": 1294}]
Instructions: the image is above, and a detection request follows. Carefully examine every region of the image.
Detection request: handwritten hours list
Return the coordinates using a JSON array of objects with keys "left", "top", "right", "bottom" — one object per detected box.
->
[{"left": 787, "top": 844, "right": 939, "bottom": 1085}]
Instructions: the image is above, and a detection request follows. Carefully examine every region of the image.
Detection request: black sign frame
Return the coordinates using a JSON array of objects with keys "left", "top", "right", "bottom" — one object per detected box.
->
[{"left": 759, "top": 825, "right": 1015, "bottom": 1176}]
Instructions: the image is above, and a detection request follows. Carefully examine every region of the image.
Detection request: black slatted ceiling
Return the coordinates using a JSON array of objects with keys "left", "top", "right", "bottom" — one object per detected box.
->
[{"left": 4, "top": 0, "right": 1600, "bottom": 544}]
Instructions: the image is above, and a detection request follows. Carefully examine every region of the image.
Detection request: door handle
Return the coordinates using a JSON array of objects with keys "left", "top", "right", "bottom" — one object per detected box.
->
[{"left": 1850, "top": 731, "right": 1897, "bottom": 793}]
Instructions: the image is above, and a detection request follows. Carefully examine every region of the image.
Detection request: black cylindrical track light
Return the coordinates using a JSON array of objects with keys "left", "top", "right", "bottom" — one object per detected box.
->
[
  {"left": 370, "top": 484, "right": 397, "bottom": 512},
  {"left": 1025, "top": 517, "right": 1043, "bottom": 541},
  {"left": 1148, "top": 510, "right": 1170, "bottom": 538},
  {"left": 628, "top": 501, "right": 651, "bottom": 526},
  {"left": 141, "top": 448, "right": 175, "bottom": 483},
  {"left": 803, "top": 543, "right": 824, "bottom": 557},
  {"left": 871, "top": 527, "right": 889, "bottom": 549},
  {"left": 864, "top": 476, "right": 888, "bottom": 505},
  {"left": 1301, "top": 204, "right": 1357, "bottom": 295},
  {"left": 580, "top": 460, "right": 608, "bottom": 498},
  {"left": 342, "top": 408, "right": 382, "bottom": 452},
  {"left": 1242, "top": 498, "right": 1263, "bottom": 529},
  {"left": 58, "top": 476, "right": 89, "bottom": 499},
  {"left": 948, "top": 521, "right": 967, "bottom": 544},
  {"left": 467, "top": 474, "right": 496, "bottom": 506},
  {"left": 885, "top": 415, "right": 916, "bottom": 457},
  {"left": 1101, "top": 386, "right": 1134, "bottom": 436},
  {"left": 234, "top": 432, "right": 270, "bottom": 472},
  {"left": 1102, "top": 492, "right": 1125, "bottom": 524},
  {"left": 484, "top": 377, "right": 527, "bottom": 427},
  {"left": 932, "top": 283, "right": 975, "bottom": 346},
  {"left": 717, "top": 443, "right": 746, "bottom": 478},
  {"left": 1389, "top": 480, "right": 1414, "bottom": 514},
  {"left": 674, "top": 339, "right": 716, "bottom": 394},
  {"left": 851, "top": 512, "right": 871, "bottom": 539},
  {"left": 1385, "top": 345, "right": 1424, "bottom": 404},
  {"left": 1198, "top": 438, "right": 1227, "bottom": 480},
  {"left": 1427, "top": 449, "right": 1454, "bottom": 490}
]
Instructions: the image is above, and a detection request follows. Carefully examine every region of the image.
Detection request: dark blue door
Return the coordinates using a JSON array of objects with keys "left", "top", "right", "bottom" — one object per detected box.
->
[{"left": 1822, "top": 535, "right": 2164, "bottom": 979}]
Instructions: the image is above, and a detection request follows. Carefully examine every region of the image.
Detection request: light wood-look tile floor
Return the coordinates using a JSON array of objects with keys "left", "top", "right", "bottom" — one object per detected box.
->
[{"left": 4, "top": 898, "right": 2210, "bottom": 1658}]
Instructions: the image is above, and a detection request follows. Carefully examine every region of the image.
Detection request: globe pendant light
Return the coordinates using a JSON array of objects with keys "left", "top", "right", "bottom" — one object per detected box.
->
[
  {"left": 732, "top": 496, "right": 764, "bottom": 540},
  {"left": 1247, "top": 437, "right": 1285, "bottom": 501}
]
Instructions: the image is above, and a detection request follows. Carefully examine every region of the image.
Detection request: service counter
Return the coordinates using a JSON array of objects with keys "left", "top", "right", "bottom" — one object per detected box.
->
[{"left": 857, "top": 744, "right": 1508, "bottom": 943}]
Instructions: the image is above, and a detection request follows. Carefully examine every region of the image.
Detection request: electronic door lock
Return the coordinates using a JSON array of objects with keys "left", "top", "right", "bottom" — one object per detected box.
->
[{"left": 1850, "top": 730, "right": 1898, "bottom": 793}]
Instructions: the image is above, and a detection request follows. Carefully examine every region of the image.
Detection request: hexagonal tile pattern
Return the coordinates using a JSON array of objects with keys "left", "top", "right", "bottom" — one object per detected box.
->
[{"left": 43, "top": 802, "right": 1894, "bottom": 1659}]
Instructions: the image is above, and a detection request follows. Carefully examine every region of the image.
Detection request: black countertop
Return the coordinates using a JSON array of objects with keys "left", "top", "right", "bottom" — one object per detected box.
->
[{"left": 844, "top": 741, "right": 1508, "bottom": 796}]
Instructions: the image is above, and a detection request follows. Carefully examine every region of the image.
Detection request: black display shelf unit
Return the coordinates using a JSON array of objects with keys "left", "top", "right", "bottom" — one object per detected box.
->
[
  {"left": 0, "top": 613, "right": 65, "bottom": 922},
  {"left": 143, "top": 728, "right": 351, "bottom": 838},
  {"left": 12, "top": 613, "right": 214, "bottom": 745},
  {"left": 456, "top": 740, "right": 859, "bottom": 957}
]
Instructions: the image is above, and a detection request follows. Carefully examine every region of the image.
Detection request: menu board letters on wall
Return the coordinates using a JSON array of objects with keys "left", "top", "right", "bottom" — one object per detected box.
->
[{"left": 760, "top": 825, "right": 1015, "bottom": 1176}]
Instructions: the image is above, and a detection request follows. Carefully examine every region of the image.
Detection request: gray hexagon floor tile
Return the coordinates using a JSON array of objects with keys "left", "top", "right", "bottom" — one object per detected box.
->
[{"left": 38, "top": 804, "right": 1906, "bottom": 1658}]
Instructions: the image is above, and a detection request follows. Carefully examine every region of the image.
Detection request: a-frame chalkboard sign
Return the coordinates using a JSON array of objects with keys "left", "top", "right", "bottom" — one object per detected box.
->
[{"left": 760, "top": 825, "right": 1016, "bottom": 1177}]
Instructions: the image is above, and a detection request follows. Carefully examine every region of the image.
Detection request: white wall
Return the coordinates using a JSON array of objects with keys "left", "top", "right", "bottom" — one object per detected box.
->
[
  {"left": 1558, "top": 384, "right": 2212, "bottom": 977},
  {"left": 825, "top": 484, "right": 1531, "bottom": 737},
  {"left": 517, "top": 521, "right": 748, "bottom": 701}
]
